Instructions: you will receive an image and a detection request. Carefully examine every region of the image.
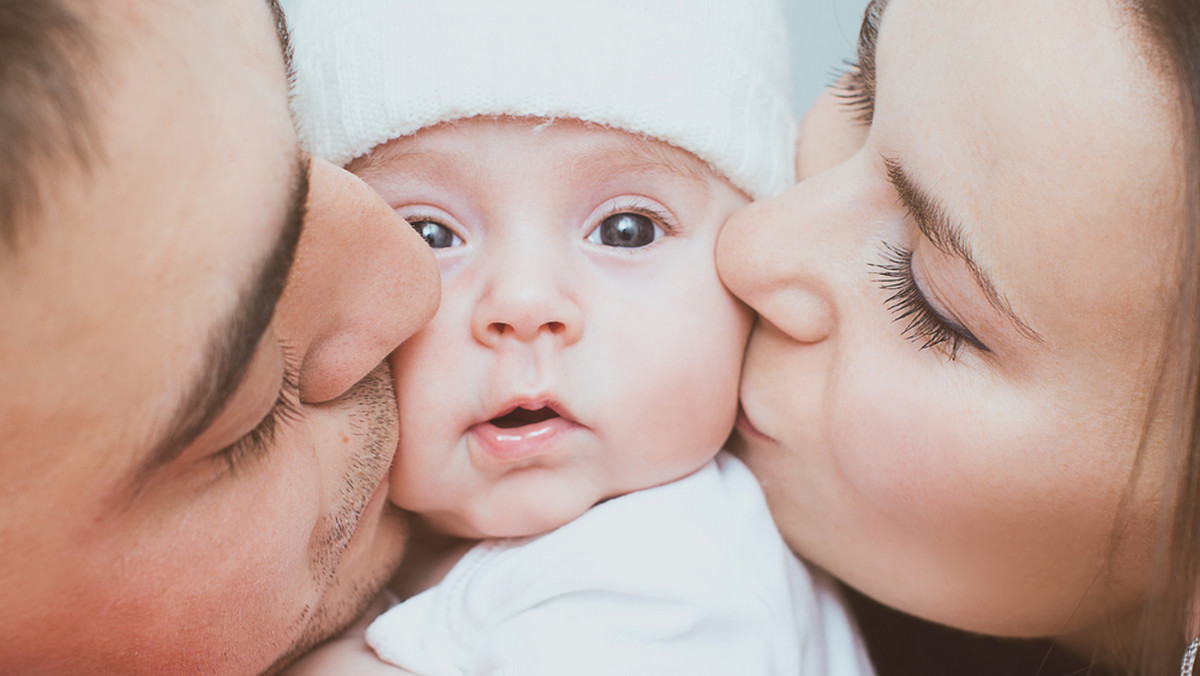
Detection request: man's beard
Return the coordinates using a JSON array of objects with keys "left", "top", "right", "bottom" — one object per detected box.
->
[
  {"left": 262, "top": 361, "right": 407, "bottom": 675},
  {"left": 310, "top": 361, "right": 399, "bottom": 576}
]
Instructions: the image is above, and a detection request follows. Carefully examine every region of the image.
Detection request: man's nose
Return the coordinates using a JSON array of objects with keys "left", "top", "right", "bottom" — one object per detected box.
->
[
  {"left": 276, "top": 158, "right": 440, "bottom": 403},
  {"left": 470, "top": 239, "right": 583, "bottom": 348}
]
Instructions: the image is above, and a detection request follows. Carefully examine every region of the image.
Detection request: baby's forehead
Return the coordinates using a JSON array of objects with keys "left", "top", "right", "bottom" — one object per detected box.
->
[{"left": 348, "top": 117, "right": 736, "bottom": 194}]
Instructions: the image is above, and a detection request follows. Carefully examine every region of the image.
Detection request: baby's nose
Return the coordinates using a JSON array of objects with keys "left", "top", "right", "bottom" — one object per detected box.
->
[{"left": 471, "top": 259, "right": 583, "bottom": 347}]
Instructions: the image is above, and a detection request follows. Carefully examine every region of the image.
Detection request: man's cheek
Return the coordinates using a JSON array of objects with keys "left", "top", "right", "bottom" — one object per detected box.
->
[
  {"left": 75, "top": 509, "right": 319, "bottom": 674},
  {"left": 156, "top": 454, "right": 322, "bottom": 598}
]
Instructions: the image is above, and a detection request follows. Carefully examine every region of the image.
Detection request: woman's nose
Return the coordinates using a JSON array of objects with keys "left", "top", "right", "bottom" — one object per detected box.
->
[
  {"left": 276, "top": 158, "right": 440, "bottom": 403},
  {"left": 470, "top": 243, "right": 583, "bottom": 347},
  {"left": 717, "top": 168, "right": 857, "bottom": 346}
]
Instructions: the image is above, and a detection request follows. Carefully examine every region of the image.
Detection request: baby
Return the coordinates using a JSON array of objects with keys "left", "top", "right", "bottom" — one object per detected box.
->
[{"left": 282, "top": 1, "right": 874, "bottom": 674}]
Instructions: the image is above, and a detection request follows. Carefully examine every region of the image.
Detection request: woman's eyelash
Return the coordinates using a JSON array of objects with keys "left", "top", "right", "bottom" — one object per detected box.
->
[
  {"left": 869, "top": 242, "right": 988, "bottom": 360},
  {"left": 218, "top": 359, "right": 302, "bottom": 475},
  {"left": 833, "top": 60, "right": 875, "bottom": 125}
]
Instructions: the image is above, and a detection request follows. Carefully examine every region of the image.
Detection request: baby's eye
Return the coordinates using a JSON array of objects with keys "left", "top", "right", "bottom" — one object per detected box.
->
[
  {"left": 586, "top": 212, "right": 663, "bottom": 248},
  {"left": 410, "top": 219, "right": 462, "bottom": 249}
]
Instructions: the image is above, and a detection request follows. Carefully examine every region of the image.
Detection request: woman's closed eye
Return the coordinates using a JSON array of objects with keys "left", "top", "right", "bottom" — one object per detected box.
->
[{"left": 870, "top": 242, "right": 989, "bottom": 360}]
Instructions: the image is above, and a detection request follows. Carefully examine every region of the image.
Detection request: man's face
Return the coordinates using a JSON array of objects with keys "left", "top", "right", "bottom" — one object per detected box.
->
[{"left": 0, "top": 1, "right": 438, "bottom": 674}]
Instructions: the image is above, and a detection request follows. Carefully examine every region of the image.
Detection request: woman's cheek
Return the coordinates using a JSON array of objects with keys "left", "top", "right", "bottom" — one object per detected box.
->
[
  {"left": 829, "top": 366, "right": 957, "bottom": 520},
  {"left": 827, "top": 356, "right": 1028, "bottom": 532},
  {"left": 829, "top": 348, "right": 1123, "bottom": 560}
]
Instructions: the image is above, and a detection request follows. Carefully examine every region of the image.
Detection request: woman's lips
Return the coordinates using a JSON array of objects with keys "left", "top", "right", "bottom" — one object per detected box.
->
[{"left": 470, "top": 406, "right": 578, "bottom": 463}]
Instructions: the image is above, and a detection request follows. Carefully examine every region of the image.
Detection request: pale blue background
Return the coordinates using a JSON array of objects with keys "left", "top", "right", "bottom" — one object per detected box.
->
[{"left": 786, "top": 0, "right": 871, "bottom": 117}]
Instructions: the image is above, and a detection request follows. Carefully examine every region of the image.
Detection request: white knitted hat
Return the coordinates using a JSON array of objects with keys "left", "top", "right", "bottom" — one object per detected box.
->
[{"left": 283, "top": 0, "right": 796, "bottom": 199}]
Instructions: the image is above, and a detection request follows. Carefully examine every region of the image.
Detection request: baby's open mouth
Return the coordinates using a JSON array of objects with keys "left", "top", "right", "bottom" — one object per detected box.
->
[{"left": 490, "top": 406, "right": 560, "bottom": 429}]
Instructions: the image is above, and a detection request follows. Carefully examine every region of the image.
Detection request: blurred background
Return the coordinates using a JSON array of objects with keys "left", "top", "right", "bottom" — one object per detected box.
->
[{"left": 786, "top": 0, "right": 871, "bottom": 118}]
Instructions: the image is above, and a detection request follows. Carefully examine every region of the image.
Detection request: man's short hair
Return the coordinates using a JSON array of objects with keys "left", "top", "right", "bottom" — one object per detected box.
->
[{"left": 0, "top": 0, "right": 99, "bottom": 252}]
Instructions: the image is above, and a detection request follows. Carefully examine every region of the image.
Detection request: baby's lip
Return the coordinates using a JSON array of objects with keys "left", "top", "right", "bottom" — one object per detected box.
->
[
  {"left": 470, "top": 397, "right": 583, "bottom": 465},
  {"left": 484, "top": 397, "right": 577, "bottom": 428}
]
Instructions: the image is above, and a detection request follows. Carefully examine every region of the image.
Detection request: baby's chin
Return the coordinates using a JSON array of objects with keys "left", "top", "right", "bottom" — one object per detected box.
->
[{"left": 434, "top": 494, "right": 601, "bottom": 540}]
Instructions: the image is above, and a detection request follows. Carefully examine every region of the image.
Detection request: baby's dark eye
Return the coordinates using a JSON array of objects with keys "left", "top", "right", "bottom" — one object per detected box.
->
[
  {"left": 587, "top": 213, "right": 662, "bottom": 248},
  {"left": 410, "top": 219, "right": 462, "bottom": 249}
]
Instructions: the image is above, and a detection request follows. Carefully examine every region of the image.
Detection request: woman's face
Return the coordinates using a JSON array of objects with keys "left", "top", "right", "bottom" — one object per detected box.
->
[{"left": 718, "top": 0, "right": 1184, "bottom": 641}]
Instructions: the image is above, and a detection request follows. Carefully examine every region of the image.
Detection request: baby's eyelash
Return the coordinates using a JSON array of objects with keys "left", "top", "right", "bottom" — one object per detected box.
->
[
  {"left": 869, "top": 243, "right": 988, "bottom": 360},
  {"left": 602, "top": 199, "right": 678, "bottom": 234}
]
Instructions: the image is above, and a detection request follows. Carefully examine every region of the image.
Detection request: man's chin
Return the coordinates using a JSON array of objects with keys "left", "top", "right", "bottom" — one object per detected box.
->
[
  {"left": 262, "top": 505, "right": 409, "bottom": 675},
  {"left": 259, "top": 580, "right": 394, "bottom": 676}
]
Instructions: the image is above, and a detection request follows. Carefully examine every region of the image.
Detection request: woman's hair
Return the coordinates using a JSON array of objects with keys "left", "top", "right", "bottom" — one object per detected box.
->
[{"left": 1127, "top": 0, "right": 1200, "bottom": 673}]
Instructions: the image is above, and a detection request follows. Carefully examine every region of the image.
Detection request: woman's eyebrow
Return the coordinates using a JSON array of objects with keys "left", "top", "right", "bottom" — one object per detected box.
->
[{"left": 884, "top": 156, "right": 1045, "bottom": 343}]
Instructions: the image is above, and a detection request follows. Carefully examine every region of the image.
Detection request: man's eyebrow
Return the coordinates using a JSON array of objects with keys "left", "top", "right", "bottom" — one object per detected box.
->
[
  {"left": 884, "top": 156, "right": 1044, "bottom": 343},
  {"left": 123, "top": 157, "right": 309, "bottom": 495}
]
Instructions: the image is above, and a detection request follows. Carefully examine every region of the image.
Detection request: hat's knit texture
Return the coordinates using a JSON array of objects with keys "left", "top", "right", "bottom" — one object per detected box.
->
[{"left": 283, "top": 0, "right": 796, "bottom": 199}]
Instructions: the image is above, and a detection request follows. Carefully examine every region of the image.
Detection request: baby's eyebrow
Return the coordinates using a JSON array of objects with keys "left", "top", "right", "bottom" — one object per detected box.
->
[
  {"left": 627, "top": 143, "right": 712, "bottom": 184},
  {"left": 349, "top": 145, "right": 477, "bottom": 189},
  {"left": 349, "top": 145, "right": 439, "bottom": 175},
  {"left": 568, "top": 139, "right": 716, "bottom": 189},
  {"left": 349, "top": 129, "right": 719, "bottom": 194}
]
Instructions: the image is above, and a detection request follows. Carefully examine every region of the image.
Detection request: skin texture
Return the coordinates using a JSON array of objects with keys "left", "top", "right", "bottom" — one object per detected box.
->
[
  {"left": 354, "top": 118, "right": 753, "bottom": 539},
  {"left": 0, "top": 1, "right": 438, "bottom": 674},
  {"left": 717, "top": 0, "right": 1182, "bottom": 655}
]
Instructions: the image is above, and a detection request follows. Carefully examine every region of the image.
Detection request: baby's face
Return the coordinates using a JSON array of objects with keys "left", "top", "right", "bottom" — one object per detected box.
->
[{"left": 353, "top": 117, "right": 751, "bottom": 538}]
